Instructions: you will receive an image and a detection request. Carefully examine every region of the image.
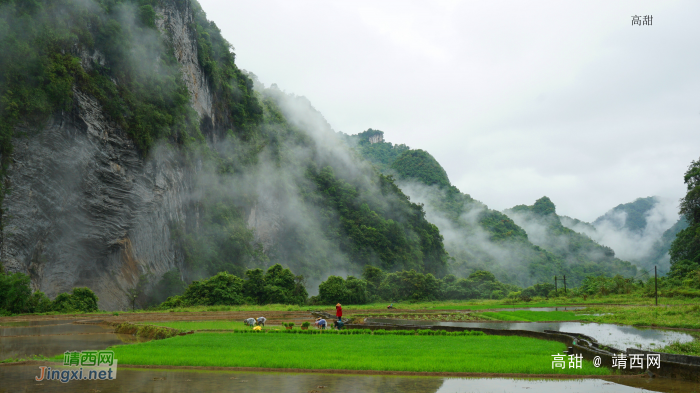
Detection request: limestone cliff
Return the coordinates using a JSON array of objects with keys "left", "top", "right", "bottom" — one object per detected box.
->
[{"left": 0, "top": 0, "right": 215, "bottom": 310}]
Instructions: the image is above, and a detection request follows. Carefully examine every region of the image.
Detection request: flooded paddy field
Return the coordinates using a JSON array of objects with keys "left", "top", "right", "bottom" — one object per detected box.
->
[
  {"left": 0, "top": 318, "right": 146, "bottom": 361},
  {"left": 1, "top": 365, "right": 699, "bottom": 392},
  {"left": 365, "top": 318, "right": 695, "bottom": 351}
]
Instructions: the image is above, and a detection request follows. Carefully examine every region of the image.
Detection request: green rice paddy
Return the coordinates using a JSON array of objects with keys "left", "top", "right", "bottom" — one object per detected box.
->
[
  {"left": 145, "top": 320, "right": 255, "bottom": 331},
  {"left": 105, "top": 332, "right": 609, "bottom": 375},
  {"left": 480, "top": 311, "right": 584, "bottom": 322}
]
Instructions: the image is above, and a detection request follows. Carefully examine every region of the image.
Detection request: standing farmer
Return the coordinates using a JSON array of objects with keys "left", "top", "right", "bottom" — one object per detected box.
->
[{"left": 336, "top": 303, "right": 342, "bottom": 320}]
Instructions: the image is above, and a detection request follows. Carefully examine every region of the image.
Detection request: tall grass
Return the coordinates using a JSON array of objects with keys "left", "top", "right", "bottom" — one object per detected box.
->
[{"left": 108, "top": 332, "right": 608, "bottom": 375}]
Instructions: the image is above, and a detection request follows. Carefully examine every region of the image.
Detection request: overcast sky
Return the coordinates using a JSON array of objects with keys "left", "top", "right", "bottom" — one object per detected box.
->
[{"left": 198, "top": 0, "right": 700, "bottom": 222}]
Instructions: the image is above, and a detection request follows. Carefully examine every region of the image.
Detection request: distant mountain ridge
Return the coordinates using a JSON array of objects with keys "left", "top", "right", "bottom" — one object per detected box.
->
[
  {"left": 344, "top": 129, "right": 639, "bottom": 287},
  {"left": 560, "top": 196, "right": 686, "bottom": 275},
  {"left": 504, "top": 197, "right": 638, "bottom": 280}
]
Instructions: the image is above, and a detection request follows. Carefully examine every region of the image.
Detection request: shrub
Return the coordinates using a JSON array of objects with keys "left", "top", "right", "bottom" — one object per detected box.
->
[
  {"left": 50, "top": 287, "right": 99, "bottom": 313},
  {"left": 0, "top": 272, "right": 31, "bottom": 314}
]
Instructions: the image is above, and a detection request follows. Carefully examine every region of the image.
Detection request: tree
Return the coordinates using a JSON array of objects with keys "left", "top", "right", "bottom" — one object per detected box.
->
[
  {"left": 670, "top": 158, "right": 700, "bottom": 279},
  {"left": 242, "top": 268, "right": 265, "bottom": 304},
  {"left": 0, "top": 272, "right": 32, "bottom": 314}
]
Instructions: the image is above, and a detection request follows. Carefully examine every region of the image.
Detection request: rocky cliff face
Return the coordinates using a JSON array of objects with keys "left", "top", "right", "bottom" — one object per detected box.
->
[{"left": 0, "top": 0, "right": 215, "bottom": 311}]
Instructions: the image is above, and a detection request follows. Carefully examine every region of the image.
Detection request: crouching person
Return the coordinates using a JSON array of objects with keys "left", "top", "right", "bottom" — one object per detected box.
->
[
  {"left": 244, "top": 318, "right": 256, "bottom": 327},
  {"left": 256, "top": 317, "right": 267, "bottom": 327},
  {"left": 317, "top": 318, "right": 327, "bottom": 330},
  {"left": 334, "top": 318, "right": 344, "bottom": 330}
]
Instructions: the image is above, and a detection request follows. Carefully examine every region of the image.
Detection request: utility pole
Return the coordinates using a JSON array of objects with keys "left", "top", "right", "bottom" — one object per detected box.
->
[
  {"left": 655, "top": 266, "right": 658, "bottom": 306},
  {"left": 554, "top": 276, "right": 558, "bottom": 294},
  {"left": 563, "top": 275, "right": 567, "bottom": 295}
]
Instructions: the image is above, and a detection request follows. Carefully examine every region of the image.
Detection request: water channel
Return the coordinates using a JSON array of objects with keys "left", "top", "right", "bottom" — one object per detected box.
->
[{"left": 365, "top": 319, "right": 695, "bottom": 351}]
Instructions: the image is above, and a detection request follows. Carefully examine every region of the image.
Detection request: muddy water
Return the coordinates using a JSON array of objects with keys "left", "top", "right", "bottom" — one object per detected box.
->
[
  {"left": 0, "top": 333, "right": 142, "bottom": 361},
  {"left": 1, "top": 365, "right": 699, "bottom": 393},
  {"left": 0, "top": 321, "right": 146, "bottom": 361},
  {"left": 0, "top": 323, "right": 111, "bottom": 337},
  {"left": 0, "top": 320, "right": 79, "bottom": 327},
  {"left": 366, "top": 319, "right": 694, "bottom": 351}
]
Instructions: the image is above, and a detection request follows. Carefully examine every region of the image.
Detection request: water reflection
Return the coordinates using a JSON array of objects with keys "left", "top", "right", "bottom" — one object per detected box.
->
[
  {"left": 366, "top": 319, "right": 694, "bottom": 350},
  {"left": 1, "top": 366, "right": 699, "bottom": 393},
  {"left": 0, "top": 319, "right": 78, "bottom": 327},
  {"left": 0, "top": 323, "right": 110, "bottom": 337},
  {"left": 0, "top": 333, "right": 140, "bottom": 361}
]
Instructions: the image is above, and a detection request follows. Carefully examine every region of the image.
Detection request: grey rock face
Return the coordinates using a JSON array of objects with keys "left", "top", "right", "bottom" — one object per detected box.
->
[
  {"left": 156, "top": 0, "right": 213, "bottom": 123},
  {"left": 0, "top": 0, "right": 216, "bottom": 311},
  {"left": 0, "top": 0, "right": 286, "bottom": 310},
  {"left": 1, "top": 91, "right": 191, "bottom": 311}
]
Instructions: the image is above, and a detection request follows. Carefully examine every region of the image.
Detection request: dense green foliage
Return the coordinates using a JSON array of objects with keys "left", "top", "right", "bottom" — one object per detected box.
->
[
  {"left": 107, "top": 331, "right": 606, "bottom": 374},
  {"left": 0, "top": 272, "right": 32, "bottom": 315},
  {"left": 317, "top": 275, "right": 371, "bottom": 305},
  {"left": 161, "top": 271, "right": 245, "bottom": 307},
  {"left": 302, "top": 165, "right": 448, "bottom": 275},
  {"left": 160, "top": 264, "right": 307, "bottom": 308},
  {"left": 0, "top": 272, "right": 98, "bottom": 314},
  {"left": 0, "top": 0, "right": 207, "bottom": 160},
  {"left": 670, "top": 157, "right": 700, "bottom": 280},
  {"left": 344, "top": 129, "right": 409, "bottom": 173},
  {"left": 315, "top": 266, "right": 518, "bottom": 304},
  {"left": 390, "top": 149, "right": 451, "bottom": 188},
  {"left": 241, "top": 264, "right": 308, "bottom": 305},
  {"left": 50, "top": 287, "right": 99, "bottom": 313},
  {"left": 146, "top": 269, "right": 187, "bottom": 306}
]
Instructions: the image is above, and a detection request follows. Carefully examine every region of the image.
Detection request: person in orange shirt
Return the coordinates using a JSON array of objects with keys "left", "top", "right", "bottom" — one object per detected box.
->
[{"left": 336, "top": 303, "right": 342, "bottom": 321}]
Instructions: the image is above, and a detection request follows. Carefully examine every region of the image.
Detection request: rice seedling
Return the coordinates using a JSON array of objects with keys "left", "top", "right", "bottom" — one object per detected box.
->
[{"left": 107, "top": 332, "right": 608, "bottom": 375}]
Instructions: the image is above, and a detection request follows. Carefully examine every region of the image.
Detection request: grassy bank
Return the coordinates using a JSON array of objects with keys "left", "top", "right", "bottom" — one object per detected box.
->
[
  {"left": 101, "top": 332, "right": 608, "bottom": 375},
  {"left": 584, "top": 304, "right": 700, "bottom": 329},
  {"left": 661, "top": 334, "right": 700, "bottom": 356},
  {"left": 479, "top": 311, "right": 584, "bottom": 322}
]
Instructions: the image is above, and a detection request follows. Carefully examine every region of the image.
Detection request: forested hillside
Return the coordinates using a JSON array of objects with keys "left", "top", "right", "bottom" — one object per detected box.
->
[
  {"left": 344, "top": 130, "right": 638, "bottom": 287},
  {"left": 669, "top": 158, "right": 700, "bottom": 280},
  {"left": 505, "top": 197, "right": 638, "bottom": 283},
  {"left": 560, "top": 197, "right": 686, "bottom": 275},
  {"left": 0, "top": 0, "right": 447, "bottom": 308}
]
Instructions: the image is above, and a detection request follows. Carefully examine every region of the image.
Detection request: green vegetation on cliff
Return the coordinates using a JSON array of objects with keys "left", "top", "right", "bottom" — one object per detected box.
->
[
  {"left": 506, "top": 197, "right": 638, "bottom": 286},
  {"left": 345, "top": 129, "right": 633, "bottom": 288},
  {"left": 593, "top": 196, "right": 659, "bottom": 234},
  {"left": 670, "top": 157, "right": 700, "bottom": 281},
  {"left": 0, "top": 0, "right": 452, "bottom": 304},
  {"left": 0, "top": 271, "right": 98, "bottom": 315}
]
